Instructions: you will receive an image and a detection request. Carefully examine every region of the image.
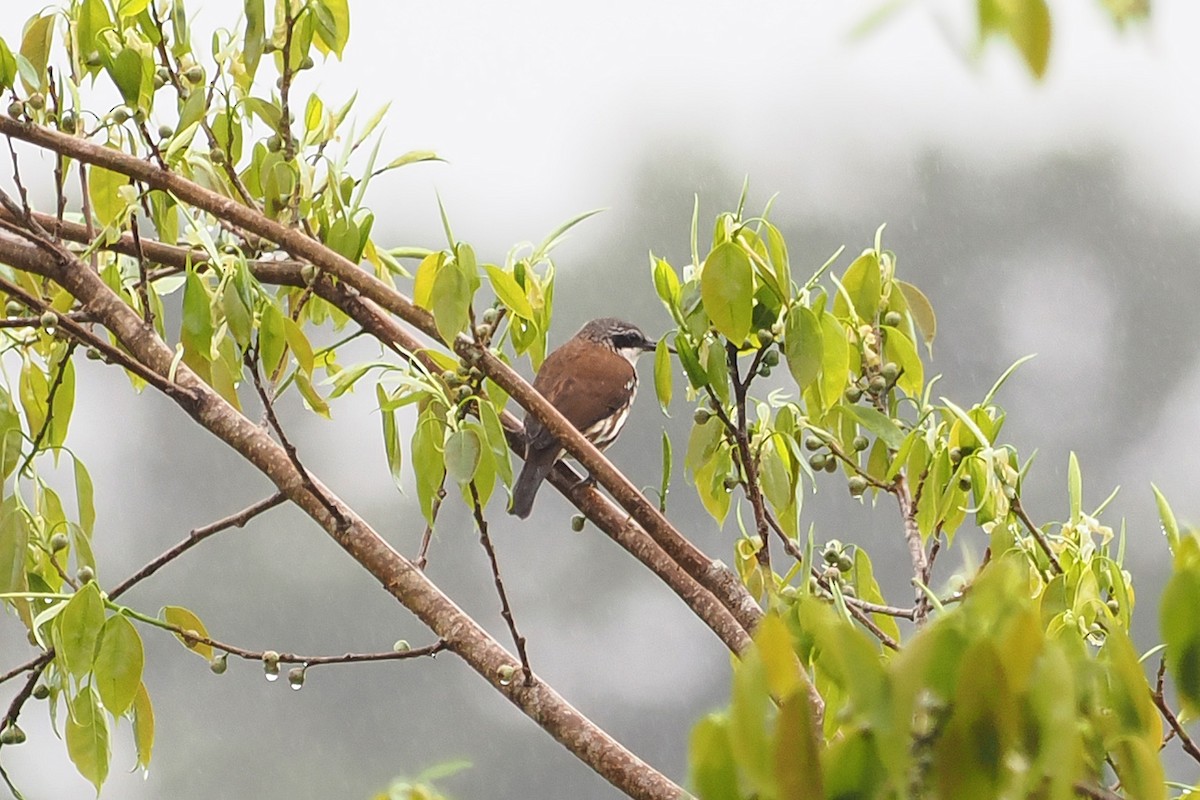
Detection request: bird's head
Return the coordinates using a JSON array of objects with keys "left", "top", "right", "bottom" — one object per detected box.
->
[{"left": 577, "top": 318, "right": 658, "bottom": 365}]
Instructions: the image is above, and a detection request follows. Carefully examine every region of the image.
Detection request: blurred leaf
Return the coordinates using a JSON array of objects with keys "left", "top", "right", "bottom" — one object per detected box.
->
[
  {"left": 882, "top": 324, "right": 923, "bottom": 397},
  {"left": 1153, "top": 484, "right": 1180, "bottom": 555},
  {"left": 896, "top": 279, "right": 936, "bottom": 353},
  {"left": 1067, "top": 451, "right": 1081, "bottom": 525},
  {"left": 243, "top": 0, "right": 265, "bottom": 81},
  {"left": 1162, "top": 544, "right": 1200, "bottom": 716},
  {"left": 701, "top": 242, "right": 754, "bottom": 345},
  {"left": 89, "top": 162, "right": 132, "bottom": 229},
  {"left": 18, "top": 14, "right": 53, "bottom": 91},
  {"left": 689, "top": 715, "right": 738, "bottom": 800},
  {"left": 376, "top": 384, "right": 403, "bottom": 491},
  {"left": 818, "top": 313, "right": 849, "bottom": 413},
  {"left": 312, "top": 0, "right": 351, "bottom": 58},
  {"left": 0, "top": 494, "right": 29, "bottom": 594}
]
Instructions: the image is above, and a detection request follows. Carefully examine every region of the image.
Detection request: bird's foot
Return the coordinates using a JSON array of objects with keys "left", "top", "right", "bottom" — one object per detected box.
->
[{"left": 573, "top": 473, "right": 598, "bottom": 491}]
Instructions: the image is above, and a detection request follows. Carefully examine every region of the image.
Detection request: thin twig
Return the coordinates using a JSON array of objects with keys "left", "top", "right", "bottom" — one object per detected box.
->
[
  {"left": 469, "top": 481, "right": 532, "bottom": 686},
  {"left": 1, "top": 663, "right": 43, "bottom": 732},
  {"left": 1011, "top": 496, "right": 1064, "bottom": 575},
  {"left": 414, "top": 486, "right": 445, "bottom": 571},
  {"left": 17, "top": 340, "right": 77, "bottom": 477},
  {"left": 726, "top": 341, "right": 771, "bottom": 571},
  {"left": 246, "top": 349, "right": 347, "bottom": 529},
  {"left": 1153, "top": 655, "right": 1200, "bottom": 765},
  {"left": 131, "top": 216, "right": 154, "bottom": 326},
  {"left": 109, "top": 492, "right": 287, "bottom": 601}
]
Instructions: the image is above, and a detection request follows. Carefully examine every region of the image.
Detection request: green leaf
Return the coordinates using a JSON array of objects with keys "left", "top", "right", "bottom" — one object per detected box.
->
[
  {"left": 1153, "top": 484, "right": 1180, "bottom": 555},
  {"left": 729, "top": 646, "right": 775, "bottom": 795},
  {"left": 0, "top": 494, "right": 29, "bottom": 594},
  {"left": 161, "top": 605, "right": 214, "bottom": 661},
  {"left": 1067, "top": 451, "right": 1081, "bottom": 525},
  {"left": 478, "top": 397, "right": 512, "bottom": 489},
  {"left": 443, "top": 428, "right": 481, "bottom": 485},
  {"left": 181, "top": 269, "right": 214, "bottom": 381},
  {"left": 658, "top": 431, "right": 672, "bottom": 514},
  {"left": 376, "top": 385, "right": 403, "bottom": 491},
  {"left": 784, "top": 306, "right": 822, "bottom": 390},
  {"left": 93, "top": 615, "right": 143, "bottom": 715},
  {"left": 66, "top": 689, "right": 110, "bottom": 792},
  {"left": 1162, "top": 552, "right": 1200, "bottom": 716},
  {"left": 701, "top": 242, "right": 754, "bottom": 345},
  {"left": 833, "top": 251, "right": 881, "bottom": 322},
  {"left": 689, "top": 714, "right": 738, "bottom": 800},
  {"left": 132, "top": 682, "right": 154, "bottom": 770},
  {"left": 882, "top": 324, "right": 923, "bottom": 397},
  {"left": 221, "top": 283, "right": 253, "bottom": 347},
  {"left": 18, "top": 355, "right": 48, "bottom": 437},
  {"left": 430, "top": 260, "right": 472, "bottom": 345},
  {"left": 652, "top": 256, "right": 681, "bottom": 310},
  {"left": 818, "top": 313, "right": 849, "bottom": 413},
  {"left": 383, "top": 150, "right": 443, "bottom": 170},
  {"left": 89, "top": 162, "right": 132, "bottom": 229},
  {"left": 0, "top": 39, "right": 17, "bottom": 91},
  {"left": 312, "top": 0, "right": 351, "bottom": 58},
  {"left": 242, "top": 0, "right": 266, "bottom": 82},
  {"left": 653, "top": 339, "right": 672, "bottom": 414},
  {"left": 412, "top": 412, "right": 446, "bottom": 524},
  {"left": 108, "top": 48, "right": 144, "bottom": 106},
  {"left": 259, "top": 301, "right": 287, "bottom": 377},
  {"left": 1109, "top": 737, "right": 1165, "bottom": 800},
  {"left": 282, "top": 317, "right": 315, "bottom": 376},
  {"left": 18, "top": 14, "right": 54, "bottom": 91},
  {"left": 484, "top": 264, "right": 534, "bottom": 320},
  {"left": 118, "top": 0, "right": 151, "bottom": 16},
  {"left": 58, "top": 582, "right": 105, "bottom": 679},
  {"left": 896, "top": 279, "right": 936, "bottom": 353}
]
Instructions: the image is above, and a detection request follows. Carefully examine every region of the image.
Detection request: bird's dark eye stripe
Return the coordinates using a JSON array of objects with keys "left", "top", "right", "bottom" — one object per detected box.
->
[{"left": 613, "top": 332, "right": 645, "bottom": 348}]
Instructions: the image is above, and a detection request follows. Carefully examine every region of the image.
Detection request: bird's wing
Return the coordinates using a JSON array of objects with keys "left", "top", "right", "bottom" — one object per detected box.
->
[{"left": 525, "top": 348, "right": 635, "bottom": 452}]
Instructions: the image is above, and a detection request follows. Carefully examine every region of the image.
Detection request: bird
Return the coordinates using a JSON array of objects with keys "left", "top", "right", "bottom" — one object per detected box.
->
[{"left": 508, "top": 317, "right": 657, "bottom": 518}]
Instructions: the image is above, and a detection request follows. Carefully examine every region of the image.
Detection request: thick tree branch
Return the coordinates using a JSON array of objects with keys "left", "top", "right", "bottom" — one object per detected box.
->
[
  {"left": 10, "top": 206, "right": 754, "bottom": 657},
  {"left": 0, "top": 231, "right": 688, "bottom": 800},
  {"left": 0, "top": 119, "right": 763, "bottom": 641}
]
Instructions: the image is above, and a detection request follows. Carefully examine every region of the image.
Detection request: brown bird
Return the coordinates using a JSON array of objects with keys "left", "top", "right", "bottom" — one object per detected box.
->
[{"left": 508, "top": 318, "right": 657, "bottom": 518}]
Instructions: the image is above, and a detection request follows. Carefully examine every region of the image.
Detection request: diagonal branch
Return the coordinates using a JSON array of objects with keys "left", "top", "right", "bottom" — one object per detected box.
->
[{"left": 0, "top": 227, "right": 687, "bottom": 800}]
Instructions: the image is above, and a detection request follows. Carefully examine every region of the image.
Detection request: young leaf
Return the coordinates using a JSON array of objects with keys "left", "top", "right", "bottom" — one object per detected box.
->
[
  {"left": 701, "top": 242, "right": 754, "bottom": 345},
  {"left": 66, "top": 688, "right": 110, "bottom": 792},
  {"left": 161, "top": 605, "right": 214, "bottom": 661},
  {"left": 1153, "top": 484, "right": 1180, "bottom": 555},
  {"left": 93, "top": 615, "right": 144, "bottom": 715},
  {"left": 484, "top": 264, "right": 534, "bottom": 320},
  {"left": 376, "top": 385, "right": 403, "bottom": 490},
  {"left": 653, "top": 338, "right": 673, "bottom": 414},
  {"left": 443, "top": 428, "right": 481, "bottom": 485},
  {"left": 784, "top": 306, "right": 822, "bottom": 390},
  {"left": 132, "top": 682, "right": 154, "bottom": 770},
  {"left": 57, "top": 581, "right": 105, "bottom": 679}
]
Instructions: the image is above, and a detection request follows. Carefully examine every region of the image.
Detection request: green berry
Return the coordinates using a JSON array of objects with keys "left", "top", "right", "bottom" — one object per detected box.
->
[
  {"left": 881, "top": 362, "right": 900, "bottom": 382},
  {"left": 262, "top": 650, "right": 280, "bottom": 666},
  {"left": 300, "top": 55, "right": 315, "bottom": 70},
  {"left": 152, "top": 74, "right": 165, "bottom": 89},
  {"left": 59, "top": 111, "right": 77, "bottom": 133},
  {"left": 475, "top": 323, "right": 492, "bottom": 339},
  {"left": 7, "top": 101, "right": 23, "bottom": 120},
  {"left": 287, "top": 667, "right": 305, "bottom": 688},
  {"left": 822, "top": 544, "right": 841, "bottom": 565},
  {"left": 266, "top": 134, "right": 282, "bottom": 152},
  {"left": 4, "top": 301, "right": 20, "bottom": 317},
  {"left": 393, "top": 639, "right": 411, "bottom": 653},
  {"left": 76, "top": 565, "right": 95, "bottom": 583},
  {"left": 184, "top": 65, "right": 204, "bottom": 83},
  {"left": 27, "top": 93, "right": 44, "bottom": 111},
  {"left": 756, "top": 328, "right": 774, "bottom": 346},
  {"left": 868, "top": 375, "right": 888, "bottom": 394},
  {"left": 836, "top": 554, "right": 854, "bottom": 573},
  {"left": 723, "top": 475, "right": 740, "bottom": 491},
  {"left": 848, "top": 475, "right": 868, "bottom": 496},
  {"left": 84, "top": 51, "right": 102, "bottom": 67},
  {"left": 824, "top": 457, "right": 838, "bottom": 473},
  {"left": 0, "top": 724, "right": 25, "bottom": 745},
  {"left": 31, "top": 684, "right": 49, "bottom": 700},
  {"left": 883, "top": 311, "right": 903, "bottom": 327},
  {"left": 496, "top": 664, "right": 516, "bottom": 685},
  {"left": 481, "top": 308, "right": 499, "bottom": 325},
  {"left": 844, "top": 385, "right": 863, "bottom": 403},
  {"left": 300, "top": 263, "right": 319, "bottom": 285},
  {"left": 693, "top": 407, "right": 711, "bottom": 425},
  {"left": 958, "top": 475, "right": 972, "bottom": 492},
  {"left": 209, "top": 653, "right": 228, "bottom": 674},
  {"left": 39, "top": 310, "right": 57, "bottom": 331},
  {"left": 85, "top": 348, "right": 102, "bottom": 361},
  {"left": 111, "top": 106, "right": 130, "bottom": 124},
  {"left": 210, "top": 147, "right": 227, "bottom": 165},
  {"left": 808, "top": 452, "right": 827, "bottom": 470},
  {"left": 49, "top": 532, "right": 69, "bottom": 552},
  {"left": 851, "top": 435, "right": 869, "bottom": 452},
  {"left": 158, "top": 124, "right": 174, "bottom": 139},
  {"left": 570, "top": 514, "right": 586, "bottom": 532},
  {"left": 758, "top": 365, "right": 772, "bottom": 378},
  {"left": 803, "top": 434, "right": 823, "bottom": 451},
  {"left": 762, "top": 349, "right": 780, "bottom": 367},
  {"left": 948, "top": 447, "right": 963, "bottom": 465},
  {"left": 133, "top": 108, "right": 147, "bottom": 124}
]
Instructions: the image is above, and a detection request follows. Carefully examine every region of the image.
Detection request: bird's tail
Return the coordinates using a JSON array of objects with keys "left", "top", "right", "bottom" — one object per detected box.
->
[{"left": 508, "top": 457, "right": 556, "bottom": 519}]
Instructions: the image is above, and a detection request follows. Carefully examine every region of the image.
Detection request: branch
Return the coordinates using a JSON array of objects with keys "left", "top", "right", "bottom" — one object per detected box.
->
[
  {"left": 469, "top": 482, "right": 532, "bottom": 686},
  {"left": 1011, "top": 496, "right": 1064, "bottom": 575},
  {"left": 1153, "top": 655, "right": 1200, "bottom": 765},
  {"left": 0, "top": 117, "right": 762, "bottom": 641},
  {"left": 0, "top": 201, "right": 758, "bottom": 658},
  {"left": 726, "top": 340, "right": 772, "bottom": 571},
  {"left": 108, "top": 492, "right": 287, "bottom": 601},
  {"left": 0, "top": 226, "right": 687, "bottom": 800},
  {"left": 893, "top": 471, "right": 930, "bottom": 623}
]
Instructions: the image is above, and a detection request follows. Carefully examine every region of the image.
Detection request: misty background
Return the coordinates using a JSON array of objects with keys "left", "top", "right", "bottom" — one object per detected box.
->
[{"left": 2, "top": 1, "right": 1200, "bottom": 798}]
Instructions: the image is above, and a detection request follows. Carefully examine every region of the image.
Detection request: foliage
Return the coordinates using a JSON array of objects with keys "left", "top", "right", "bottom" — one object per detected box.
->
[{"left": 0, "top": 1, "right": 1178, "bottom": 800}]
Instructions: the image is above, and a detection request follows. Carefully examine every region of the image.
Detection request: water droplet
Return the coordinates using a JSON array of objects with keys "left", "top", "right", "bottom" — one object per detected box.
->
[
  {"left": 498, "top": 674, "right": 512, "bottom": 686},
  {"left": 290, "top": 681, "right": 303, "bottom": 691},
  {"left": 265, "top": 671, "right": 279, "bottom": 682}
]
